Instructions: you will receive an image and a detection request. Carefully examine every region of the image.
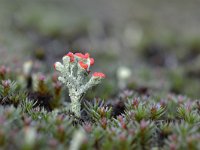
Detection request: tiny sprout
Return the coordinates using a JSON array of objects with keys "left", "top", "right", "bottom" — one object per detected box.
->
[
  {"left": 97, "top": 106, "right": 110, "bottom": 118},
  {"left": 2, "top": 80, "right": 11, "bottom": 89},
  {"left": 150, "top": 105, "right": 157, "bottom": 114},
  {"left": 100, "top": 117, "right": 107, "bottom": 129},
  {"left": 37, "top": 74, "right": 48, "bottom": 94},
  {"left": 0, "top": 65, "right": 9, "bottom": 80},
  {"left": 132, "top": 98, "right": 139, "bottom": 108}
]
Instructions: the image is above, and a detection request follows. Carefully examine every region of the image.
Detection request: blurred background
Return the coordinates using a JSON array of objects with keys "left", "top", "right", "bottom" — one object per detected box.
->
[{"left": 1, "top": 0, "right": 200, "bottom": 98}]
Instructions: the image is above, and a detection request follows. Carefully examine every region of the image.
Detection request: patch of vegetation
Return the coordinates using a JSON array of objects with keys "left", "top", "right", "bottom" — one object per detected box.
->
[{"left": 0, "top": 63, "right": 199, "bottom": 150}]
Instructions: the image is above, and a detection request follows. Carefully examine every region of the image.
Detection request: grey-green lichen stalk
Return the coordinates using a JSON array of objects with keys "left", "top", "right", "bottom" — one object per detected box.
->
[{"left": 54, "top": 52, "right": 105, "bottom": 117}]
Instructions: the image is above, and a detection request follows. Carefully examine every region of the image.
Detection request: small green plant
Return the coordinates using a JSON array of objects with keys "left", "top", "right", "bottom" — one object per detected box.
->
[
  {"left": 177, "top": 101, "right": 200, "bottom": 124},
  {"left": 84, "top": 98, "right": 112, "bottom": 122},
  {"left": 54, "top": 52, "right": 105, "bottom": 117}
]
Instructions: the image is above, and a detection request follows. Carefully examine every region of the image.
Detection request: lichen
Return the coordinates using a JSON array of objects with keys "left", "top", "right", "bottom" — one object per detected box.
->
[{"left": 54, "top": 52, "right": 105, "bottom": 117}]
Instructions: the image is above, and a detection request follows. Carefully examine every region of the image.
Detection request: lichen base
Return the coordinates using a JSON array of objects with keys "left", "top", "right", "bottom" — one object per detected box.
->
[{"left": 70, "top": 98, "right": 81, "bottom": 118}]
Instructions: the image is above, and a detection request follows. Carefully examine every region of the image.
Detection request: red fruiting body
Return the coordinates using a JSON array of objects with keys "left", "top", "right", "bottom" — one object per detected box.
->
[
  {"left": 84, "top": 53, "right": 90, "bottom": 58},
  {"left": 55, "top": 52, "right": 105, "bottom": 80},
  {"left": 79, "top": 61, "right": 88, "bottom": 70},
  {"left": 75, "top": 53, "right": 87, "bottom": 59},
  {"left": 93, "top": 72, "right": 106, "bottom": 78},
  {"left": 66, "top": 52, "right": 73, "bottom": 57},
  {"left": 90, "top": 58, "right": 95, "bottom": 66},
  {"left": 66, "top": 52, "right": 74, "bottom": 62},
  {"left": 75, "top": 52, "right": 91, "bottom": 59}
]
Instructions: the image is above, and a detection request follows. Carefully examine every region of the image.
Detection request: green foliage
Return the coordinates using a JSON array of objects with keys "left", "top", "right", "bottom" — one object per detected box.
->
[
  {"left": 177, "top": 103, "right": 200, "bottom": 124},
  {"left": 125, "top": 97, "right": 166, "bottom": 122},
  {"left": 132, "top": 120, "right": 155, "bottom": 150},
  {"left": 164, "top": 123, "right": 200, "bottom": 150},
  {"left": 84, "top": 99, "right": 112, "bottom": 122},
  {"left": 0, "top": 64, "right": 199, "bottom": 150}
]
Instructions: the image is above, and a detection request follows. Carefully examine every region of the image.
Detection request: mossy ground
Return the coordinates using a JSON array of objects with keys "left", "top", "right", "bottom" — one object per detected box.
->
[{"left": 0, "top": 0, "right": 200, "bottom": 149}]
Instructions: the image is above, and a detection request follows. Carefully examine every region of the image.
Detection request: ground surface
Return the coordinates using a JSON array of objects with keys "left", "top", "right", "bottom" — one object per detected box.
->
[
  {"left": 0, "top": 1, "right": 200, "bottom": 149},
  {"left": 1, "top": 0, "right": 200, "bottom": 97}
]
